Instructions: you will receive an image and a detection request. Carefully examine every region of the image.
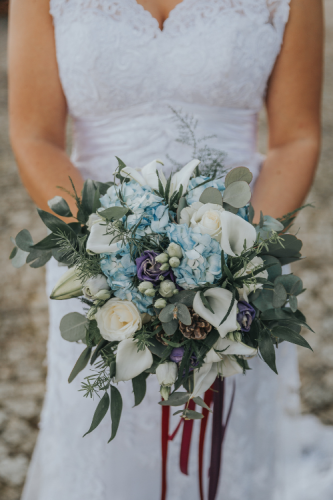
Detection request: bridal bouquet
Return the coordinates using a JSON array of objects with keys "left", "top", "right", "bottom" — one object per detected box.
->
[{"left": 10, "top": 158, "right": 312, "bottom": 441}]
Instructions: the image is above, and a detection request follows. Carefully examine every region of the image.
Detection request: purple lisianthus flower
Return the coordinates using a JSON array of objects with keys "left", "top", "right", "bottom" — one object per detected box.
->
[
  {"left": 170, "top": 347, "right": 198, "bottom": 373},
  {"left": 136, "top": 250, "right": 176, "bottom": 286},
  {"left": 170, "top": 347, "right": 184, "bottom": 363},
  {"left": 237, "top": 300, "right": 256, "bottom": 332}
]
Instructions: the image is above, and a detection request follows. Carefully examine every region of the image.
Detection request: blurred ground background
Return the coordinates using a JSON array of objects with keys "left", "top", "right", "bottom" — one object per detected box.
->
[{"left": 0, "top": 3, "right": 332, "bottom": 499}]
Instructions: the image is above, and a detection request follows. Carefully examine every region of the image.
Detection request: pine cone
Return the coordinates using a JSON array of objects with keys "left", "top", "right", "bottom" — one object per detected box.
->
[
  {"left": 155, "top": 326, "right": 168, "bottom": 346},
  {"left": 179, "top": 308, "right": 212, "bottom": 340}
]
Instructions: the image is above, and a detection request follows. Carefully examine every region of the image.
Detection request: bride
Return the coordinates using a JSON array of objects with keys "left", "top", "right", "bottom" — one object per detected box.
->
[{"left": 8, "top": 0, "right": 324, "bottom": 499}]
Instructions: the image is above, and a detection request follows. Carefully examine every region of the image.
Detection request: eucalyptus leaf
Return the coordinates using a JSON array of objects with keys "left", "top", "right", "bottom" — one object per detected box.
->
[
  {"left": 28, "top": 249, "right": 52, "bottom": 268},
  {"left": 184, "top": 409, "right": 204, "bottom": 419},
  {"left": 9, "top": 246, "right": 18, "bottom": 260},
  {"left": 248, "top": 204, "right": 255, "bottom": 224},
  {"left": 159, "top": 391, "right": 190, "bottom": 406},
  {"left": 193, "top": 396, "right": 213, "bottom": 413},
  {"left": 222, "top": 202, "right": 238, "bottom": 214},
  {"left": 272, "top": 283, "right": 287, "bottom": 308},
  {"left": 168, "top": 290, "right": 196, "bottom": 306},
  {"left": 60, "top": 312, "right": 88, "bottom": 342},
  {"left": 225, "top": 166, "right": 253, "bottom": 187},
  {"left": 275, "top": 274, "right": 303, "bottom": 295},
  {"left": 278, "top": 255, "right": 302, "bottom": 266},
  {"left": 251, "top": 289, "right": 274, "bottom": 312},
  {"left": 99, "top": 206, "right": 129, "bottom": 221},
  {"left": 94, "top": 181, "right": 114, "bottom": 196},
  {"left": 258, "top": 331, "right": 277, "bottom": 374},
  {"left": 262, "top": 255, "right": 282, "bottom": 282},
  {"left": 159, "top": 304, "right": 176, "bottom": 323},
  {"left": 16, "top": 229, "right": 34, "bottom": 252},
  {"left": 260, "top": 308, "right": 292, "bottom": 321},
  {"left": 199, "top": 187, "right": 223, "bottom": 206},
  {"left": 162, "top": 319, "right": 179, "bottom": 336},
  {"left": 83, "top": 391, "right": 110, "bottom": 437},
  {"left": 109, "top": 385, "right": 123, "bottom": 442},
  {"left": 223, "top": 181, "right": 251, "bottom": 208},
  {"left": 68, "top": 346, "right": 92, "bottom": 383},
  {"left": 177, "top": 303, "right": 192, "bottom": 325},
  {"left": 11, "top": 246, "right": 29, "bottom": 268}
]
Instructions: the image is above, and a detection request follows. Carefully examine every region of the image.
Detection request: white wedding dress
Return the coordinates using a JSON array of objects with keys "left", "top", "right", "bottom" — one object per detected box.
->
[{"left": 22, "top": 1, "right": 333, "bottom": 499}]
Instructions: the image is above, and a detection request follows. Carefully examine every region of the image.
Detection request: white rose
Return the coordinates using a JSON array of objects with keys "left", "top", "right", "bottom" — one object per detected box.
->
[
  {"left": 156, "top": 362, "right": 178, "bottom": 387},
  {"left": 83, "top": 274, "right": 110, "bottom": 300},
  {"left": 180, "top": 202, "right": 225, "bottom": 241},
  {"left": 95, "top": 298, "right": 142, "bottom": 342},
  {"left": 235, "top": 256, "right": 268, "bottom": 294}
]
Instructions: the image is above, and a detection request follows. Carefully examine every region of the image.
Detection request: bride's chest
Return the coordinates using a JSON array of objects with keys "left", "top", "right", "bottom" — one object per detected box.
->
[{"left": 51, "top": 0, "right": 286, "bottom": 117}]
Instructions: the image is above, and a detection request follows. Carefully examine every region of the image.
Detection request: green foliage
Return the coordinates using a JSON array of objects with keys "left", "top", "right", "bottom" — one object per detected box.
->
[
  {"left": 86, "top": 320, "right": 102, "bottom": 347},
  {"left": 68, "top": 347, "right": 92, "bottom": 383},
  {"left": 225, "top": 166, "right": 253, "bottom": 187},
  {"left": 83, "top": 391, "right": 110, "bottom": 437},
  {"left": 132, "top": 372, "right": 149, "bottom": 407},
  {"left": 49, "top": 197, "right": 72, "bottom": 217},
  {"left": 60, "top": 312, "right": 88, "bottom": 342},
  {"left": 199, "top": 187, "right": 223, "bottom": 206},
  {"left": 159, "top": 392, "right": 190, "bottom": 406},
  {"left": 223, "top": 181, "right": 252, "bottom": 208},
  {"left": 258, "top": 329, "right": 277, "bottom": 374},
  {"left": 109, "top": 385, "right": 123, "bottom": 442}
]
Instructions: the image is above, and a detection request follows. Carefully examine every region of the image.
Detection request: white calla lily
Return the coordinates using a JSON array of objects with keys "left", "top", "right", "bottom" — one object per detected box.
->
[
  {"left": 204, "top": 337, "right": 257, "bottom": 363},
  {"left": 193, "top": 288, "right": 238, "bottom": 338},
  {"left": 122, "top": 159, "right": 200, "bottom": 201},
  {"left": 192, "top": 362, "right": 218, "bottom": 399},
  {"left": 219, "top": 211, "right": 256, "bottom": 257},
  {"left": 115, "top": 338, "right": 153, "bottom": 382},
  {"left": 217, "top": 357, "right": 243, "bottom": 377},
  {"left": 86, "top": 217, "right": 121, "bottom": 254}
]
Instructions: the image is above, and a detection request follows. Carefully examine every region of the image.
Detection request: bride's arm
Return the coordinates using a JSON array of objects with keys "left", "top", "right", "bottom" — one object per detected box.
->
[
  {"left": 251, "top": 0, "right": 323, "bottom": 222},
  {"left": 8, "top": 0, "right": 84, "bottom": 217}
]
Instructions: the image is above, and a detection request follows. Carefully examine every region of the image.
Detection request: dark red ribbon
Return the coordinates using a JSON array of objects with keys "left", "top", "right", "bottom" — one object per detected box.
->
[{"left": 161, "top": 378, "right": 236, "bottom": 500}]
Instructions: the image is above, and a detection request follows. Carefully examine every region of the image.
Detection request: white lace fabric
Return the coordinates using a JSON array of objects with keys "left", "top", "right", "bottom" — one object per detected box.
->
[{"left": 19, "top": 2, "right": 311, "bottom": 500}]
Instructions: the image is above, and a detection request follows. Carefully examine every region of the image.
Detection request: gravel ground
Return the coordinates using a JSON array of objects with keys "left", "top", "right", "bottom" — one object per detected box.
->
[{"left": 0, "top": 4, "right": 332, "bottom": 498}]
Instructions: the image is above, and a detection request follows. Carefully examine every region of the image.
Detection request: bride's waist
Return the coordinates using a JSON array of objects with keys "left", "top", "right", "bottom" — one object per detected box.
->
[{"left": 70, "top": 101, "right": 260, "bottom": 179}]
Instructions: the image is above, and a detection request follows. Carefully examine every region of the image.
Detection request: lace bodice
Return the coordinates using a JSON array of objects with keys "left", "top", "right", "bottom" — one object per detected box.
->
[{"left": 50, "top": 0, "right": 290, "bottom": 118}]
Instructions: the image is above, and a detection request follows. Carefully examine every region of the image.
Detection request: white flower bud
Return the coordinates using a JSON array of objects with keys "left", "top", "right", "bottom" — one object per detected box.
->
[
  {"left": 154, "top": 298, "right": 167, "bottom": 309},
  {"left": 169, "top": 257, "right": 180, "bottom": 268},
  {"left": 167, "top": 243, "right": 183, "bottom": 259},
  {"left": 156, "top": 362, "right": 178, "bottom": 387},
  {"left": 159, "top": 280, "right": 176, "bottom": 298},
  {"left": 159, "top": 275, "right": 165, "bottom": 281},
  {"left": 160, "top": 263, "right": 170, "bottom": 271},
  {"left": 83, "top": 275, "right": 110, "bottom": 300},
  {"left": 145, "top": 288, "right": 156, "bottom": 297},
  {"left": 94, "top": 289, "right": 112, "bottom": 301},
  {"left": 138, "top": 281, "right": 154, "bottom": 293},
  {"left": 173, "top": 289, "right": 179, "bottom": 295},
  {"left": 160, "top": 386, "right": 171, "bottom": 400},
  {"left": 50, "top": 267, "right": 83, "bottom": 300},
  {"left": 155, "top": 253, "right": 169, "bottom": 264}
]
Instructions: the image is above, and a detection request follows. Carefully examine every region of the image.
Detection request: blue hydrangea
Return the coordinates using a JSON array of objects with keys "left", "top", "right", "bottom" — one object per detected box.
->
[
  {"left": 100, "top": 244, "right": 154, "bottom": 314},
  {"left": 100, "top": 181, "right": 169, "bottom": 235},
  {"left": 185, "top": 176, "right": 226, "bottom": 206},
  {"left": 166, "top": 224, "right": 222, "bottom": 289}
]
